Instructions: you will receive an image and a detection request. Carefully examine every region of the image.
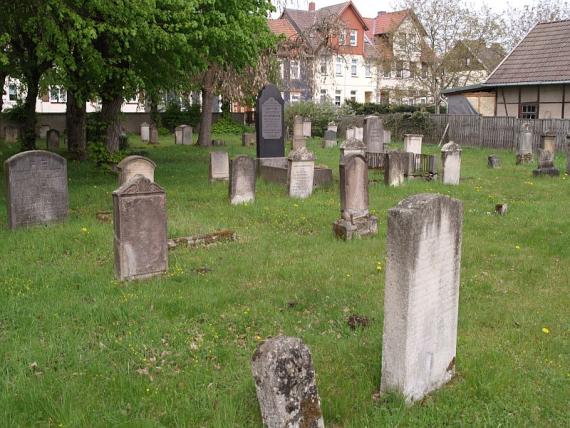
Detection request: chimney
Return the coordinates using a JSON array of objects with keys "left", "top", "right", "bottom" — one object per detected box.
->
[
  {"left": 377, "top": 11, "right": 386, "bottom": 16},
  {"left": 309, "top": 2, "right": 316, "bottom": 11}
]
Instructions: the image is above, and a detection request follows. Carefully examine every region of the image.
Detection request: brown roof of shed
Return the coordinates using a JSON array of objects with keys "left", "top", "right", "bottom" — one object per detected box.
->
[
  {"left": 268, "top": 19, "right": 298, "bottom": 39},
  {"left": 486, "top": 19, "right": 570, "bottom": 85}
]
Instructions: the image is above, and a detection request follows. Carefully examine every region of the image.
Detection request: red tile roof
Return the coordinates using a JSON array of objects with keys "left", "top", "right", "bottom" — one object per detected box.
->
[
  {"left": 486, "top": 19, "right": 570, "bottom": 85},
  {"left": 365, "top": 10, "right": 410, "bottom": 40},
  {"left": 268, "top": 19, "right": 298, "bottom": 39}
]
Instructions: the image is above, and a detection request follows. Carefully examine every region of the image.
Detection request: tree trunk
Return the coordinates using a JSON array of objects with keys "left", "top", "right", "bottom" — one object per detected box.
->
[
  {"left": 198, "top": 68, "right": 215, "bottom": 147},
  {"left": 0, "top": 72, "right": 7, "bottom": 113},
  {"left": 149, "top": 93, "right": 161, "bottom": 128},
  {"left": 66, "top": 91, "right": 87, "bottom": 160},
  {"left": 21, "top": 72, "right": 41, "bottom": 150},
  {"left": 101, "top": 94, "right": 123, "bottom": 153}
]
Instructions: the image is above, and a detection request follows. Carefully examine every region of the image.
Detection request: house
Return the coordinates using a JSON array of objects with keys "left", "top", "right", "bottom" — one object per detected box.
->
[
  {"left": 445, "top": 40, "right": 505, "bottom": 87},
  {"left": 444, "top": 19, "right": 570, "bottom": 118}
]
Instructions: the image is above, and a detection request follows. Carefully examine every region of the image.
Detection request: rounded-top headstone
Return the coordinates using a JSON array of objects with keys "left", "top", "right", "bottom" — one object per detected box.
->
[{"left": 117, "top": 155, "right": 157, "bottom": 185}]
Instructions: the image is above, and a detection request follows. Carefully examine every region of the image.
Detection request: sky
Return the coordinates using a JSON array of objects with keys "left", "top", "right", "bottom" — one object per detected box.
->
[{"left": 272, "top": 0, "right": 539, "bottom": 17}]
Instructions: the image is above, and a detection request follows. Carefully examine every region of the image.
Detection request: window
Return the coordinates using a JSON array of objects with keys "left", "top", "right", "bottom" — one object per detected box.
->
[
  {"left": 350, "top": 90, "right": 357, "bottom": 102},
  {"left": 335, "top": 58, "right": 343, "bottom": 76},
  {"left": 365, "top": 63, "right": 372, "bottom": 78},
  {"left": 339, "top": 32, "right": 346, "bottom": 46},
  {"left": 290, "top": 61, "right": 300, "bottom": 80},
  {"left": 320, "top": 89, "right": 327, "bottom": 103},
  {"left": 49, "top": 86, "right": 67, "bottom": 103},
  {"left": 320, "top": 60, "right": 327, "bottom": 75},
  {"left": 335, "top": 90, "right": 341, "bottom": 106},
  {"left": 280, "top": 61, "right": 285, "bottom": 79},
  {"left": 383, "top": 63, "right": 391, "bottom": 78},
  {"left": 8, "top": 83, "right": 17, "bottom": 101},
  {"left": 291, "top": 92, "right": 301, "bottom": 103},
  {"left": 396, "top": 61, "right": 404, "bottom": 78},
  {"left": 351, "top": 59, "right": 358, "bottom": 77},
  {"left": 520, "top": 103, "right": 538, "bottom": 119},
  {"left": 409, "top": 62, "right": 417, "bottom": 78},
  {"left": 380, "top": 90, "right": 390, "bottom": 105},
  {"left": 350, "top": 30, "right": 358, "bottom": 47},
  {"left": 421, "top": 62, "right": 428, "bottom": 78},
  {"left": 466, "top": 57, "right": 471, "bottom": 66}
]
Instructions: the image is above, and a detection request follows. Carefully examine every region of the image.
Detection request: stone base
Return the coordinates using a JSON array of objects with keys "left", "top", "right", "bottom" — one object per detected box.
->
[
  {"left": 366, "top": 152, "right": 385, "bottom": 169},
  {"left": 323, "top": 140, "right": 337, "bottom": 148},
  {"left": 532, "top": 167, "right": 560, "bottom": 177},
  {"left": 516, "top": 153, "right": 533, "bottom": 165},
  {"left": 333, "top": 216, "right": 378, "bottom": 240}
]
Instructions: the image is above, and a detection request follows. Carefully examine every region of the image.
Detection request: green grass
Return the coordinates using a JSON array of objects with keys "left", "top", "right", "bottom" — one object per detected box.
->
[{"left": 0, "top": 133, "right": 568, "bottom": 427}]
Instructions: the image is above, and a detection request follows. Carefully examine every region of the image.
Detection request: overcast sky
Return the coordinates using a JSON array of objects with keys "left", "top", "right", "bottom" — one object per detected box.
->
[{"left": 272, "top": 0, "right": 538, "bottom": 17}]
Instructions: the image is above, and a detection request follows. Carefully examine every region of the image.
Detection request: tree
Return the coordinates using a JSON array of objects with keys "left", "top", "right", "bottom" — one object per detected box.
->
[
  {"left": 393, "top": 0, "right": 504, "bottom": 113},
  {"left": 0, "top": 34, "right": 10, "bottom": 113}
]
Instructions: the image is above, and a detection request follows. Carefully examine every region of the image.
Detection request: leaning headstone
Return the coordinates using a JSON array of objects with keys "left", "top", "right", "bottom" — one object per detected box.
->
[
  {"left": 323, "top": 130, "right": 337, "bottom": 148},
  {"left": 209, "top": 151, "right": 230, "bottom": 182},
  {"left": 488, "top": 155, "right": 501, "bottom": 168},
  {"left": 229, "top": 155, "right": 256, "bottom": 205},
  {"left": 532, "top": 149, "right": 560, "bottom": 177},
  {"left": 384, "top": 152, "right": 406, "bottom": 187},
  {"left": 516, "top": 124, "right": 533, "bottom": 165},
  {"left": 116, "top": 155, "right": 156, "bottom": 185},
  {"left": 340, "top": 138, "right": 366, "bottom": 163},
  {"left": 292, "top": 115, "right": 306, "bottom": 150},
  {"left": 403, "top": 134, "right": 423, "bottom": 155},
  {"left": 256, "top": 84, "right": 285, "bottom": 158},
  {"left": 39, "top": 125, "right": 50, "bottom": 139},
  {"left": 47, "top": 129, "right": 60, "bottom": 150},
  {"left": 4, "top": 126, "right": 19, "bottom": 143},
  {"left": 302, "top": 120, "right": 312, "bottom": 138},
  {"left": 333, "top": 154, "right": 378, "bottom": 240},
  {"left": 140, "top": 122, "right": 150, "bottom": 142},
  {"left": 381, "top": 193, "right": 463, "bottom": 403},
  {"left": 149, "top": 125, "right": 159, "bottom": 145},
  {"left": 4, "top": 151, "right": 68, "bottom": 229},
  {"left": 251, "top": 336, "right": 324, "bottom": 428},
  {"left": 441, "top": 142, "right": 462, "bottom": 185},
  {"left": 113, "top": 175, "right": 167, "bottom": 281},
  {"left": 242, "top": 132, "right": 256, "bottom": 147},
  {"left": 288, "top": 147, "right": 315, "bottom": 199}
]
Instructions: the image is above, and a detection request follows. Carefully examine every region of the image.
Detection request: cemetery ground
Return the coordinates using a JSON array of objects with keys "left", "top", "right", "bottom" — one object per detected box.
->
[{"left": 0, "top": 134, "right": 568, "bottom": 427}]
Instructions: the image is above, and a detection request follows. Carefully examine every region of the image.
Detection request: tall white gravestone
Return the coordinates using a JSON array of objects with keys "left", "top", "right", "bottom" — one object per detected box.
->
[
  {"left": 209, "top": 152, "right": 230, "bottom": 182},
  {"left": 287, "top": 147, "right": 315, "bottom": 199},
  {"left": 140, "top": 122, "right": 150, "bottom": 142},
  {"left": 441, "top": 142, "right": 462, "bottom": 185},
  {"left": 381, "top": 193, "right": 463, "bottom": 402},
  {"left": 404, "top": 134, "right": 423, "bottom": 155}
]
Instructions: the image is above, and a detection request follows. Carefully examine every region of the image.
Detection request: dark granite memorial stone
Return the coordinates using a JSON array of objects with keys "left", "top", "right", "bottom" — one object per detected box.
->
[{"left": 255, "top": 84, "right": 285, "bottom": 158}]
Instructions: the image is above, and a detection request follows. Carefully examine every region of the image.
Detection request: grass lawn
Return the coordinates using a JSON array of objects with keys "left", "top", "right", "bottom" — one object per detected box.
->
[{"left": 0, "top": 133, "right": 568, "bottom": 427}]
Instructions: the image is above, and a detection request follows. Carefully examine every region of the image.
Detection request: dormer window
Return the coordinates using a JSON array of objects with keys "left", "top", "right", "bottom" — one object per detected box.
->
[{"left": 350, "top": 30, "right": 358, "bottom": 47}]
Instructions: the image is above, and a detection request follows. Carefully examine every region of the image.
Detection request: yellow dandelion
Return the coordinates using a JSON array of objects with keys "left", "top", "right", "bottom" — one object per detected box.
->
[
  {"left": 542, "top": 327, "right": 550, "bottom": 334},
  {"left": 515, "top": 245, "right": 520, "bottom": 250},
  {"left": 81, "top": 227, "right": 88, "bottom": 233}
]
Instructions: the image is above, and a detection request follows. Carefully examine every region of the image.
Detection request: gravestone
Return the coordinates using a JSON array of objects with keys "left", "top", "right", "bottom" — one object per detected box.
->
[
  {"left": 384, "top": 152, "right": 406, "bottom": 187},
  {"left": 532, "top": 149, "right": 560, "bottom": 176},
  {"left": 175, "top": 125, "right": 192, "bottom": 145},
  {"left": 567, "top": 134, "right": 570, "bottom": 174},
  {"left": 46, "top": 129, "right": 60, "bottom": 150},
  {"left": 4, "top": 151, "right": 68, "bottom": 229},
  {"left": 251, "top": 336, "right": 324, "bottom": 428},
  {"left": 113, "top": 175, "right": 167, "bottom": 281},
  {"left": 441, "top": 142, "right": 462, "bottom": 185},
  {"left": 242, "top": 132, "right": 256, "bottom": 147},
  {"left": 517, "top": 124, "right": 533, "bottom": 164},
  {"left": 346, "top": 127, "right": 356, "bottom": 140},
  {"left": 488, "top": 155, "right": 501, "bottom": 168},
  {"left": 287, "top": 147, "right": 315, "bottom": 199},
  {"left": 140, "top": 122, "right": 150, "bottom": 142},
  {"left": 256, "top": 84, "right": 285, "bottom": 158},
  {"left": 39, "top": 125, "right": 50, "bottom": 139},
  {"left": 292, "top": 115, "right": 306, "bottom": 150},
  {"left": 117, "top": 155, "right": 156, "bottom": 185},
  {"left": 542, "top": 133, "right": 557, "bottom": 154},
  {"left": 364, "top": 116, "right": 384, "bottom": 154},
  {"left": 327, "top": 121, "right": 338, "bottom": 133},
  {"left": 303, "top": 120, "right": 312, "bottom": 138},
  {"left": 355, "top": 126, "right": 364, "bottom": 141},
  {"left": 323, "top": 129, "right": 337, "bottom": 148},
  {"left": 384, "top": 129, "right": 392, "bottom": 144},
  {"left": 209, "top": 151, "right": 230, "bottom": 182},
  {"left": 404, "top": 134, "right": 423, "bottom": 155},
  {"left": 4, "top": 126, "right": 19, "bottom": 143},
  {"left": 229, "top": 155, "right": 256, "bottom": 205},
  {"left": 381, "top": 193, "right": 463, "bottom": 403},
  {"left": 340, "top": 138, "right": 366, "bottom": 163},
  {"left": 149, "top": 125, "right": 159, "bottom": 144},
  {"left": 333, "top": 154, "right": 378, "bottom": 240}
]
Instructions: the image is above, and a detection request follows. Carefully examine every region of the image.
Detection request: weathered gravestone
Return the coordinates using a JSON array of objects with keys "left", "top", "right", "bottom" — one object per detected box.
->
[
  {"left": 46, "top": 129, "right": 60, "bottom": 150},
  {"left": 209, "top": 151, "right": 230, "bottom": 182},
  {"left": 384, "top": 152, "right": 406, "bottom": 187},
  {"left": 533, "top": 149, "right": 560, "bottom": 176},
  {"left": 149, "top": 125, "right": 159, "bottom": 145},
  {"left": 4, "top": 126, "right": 19, "bottom": 143},
  {"left": 364, "top": 116, "right": 385, "bottom": 169},
  {"left": 355, "top": 126, "right": 364, "bottom": 141},
  {"left": 288, "top": 147, "right": 315, "bottom": 199},
  {"left": 517, "top": 124, "right": 533, "bottom": 165},
  {"left": 175, "top": 125, "right": 192, "bottom": 145},
  {"left": 117, "top": 155, "right": 156, "bottom": 185},
  {"left": 381, "top": 193, "right": 463, "bottom": 403},
  {"left": 441, "top": 142, "right": 462, "bottom": 185},
  {"left": 340, "top": 138, "right": 366, "bottom": 163},
  {"left": 292, "top": 115, "right": 306, "bottom": 150},
  {"left": 488, "top": 155, "right": 501, "bottom": 168},
  {"left": 242, "top": 132, "right": 256, "bottom": 147},
  {"left": 327, "top": 121, "right": 337, "bottom": 133},
  {"left": 113, "top": 175, "right": 168, "bottom": 281},
  {"left": 229, "top": 155, "right": 256, "bottom": 205},
  {"left": 251, "top": 336, "right": 324, "bottom": 428},
  {"left": 4, "top": 151, "right": 68, "bottom": 229},
  {"left": 38, "top": 125, "right": 50, "bottom": 139},
  {"left": 323, "top": 129, "right": 337, "bottom": 148},
  {"left": 333, "top": 154, "right": 378, "bottom": 240},
  {"left": 303, "top": 120, "right": 312, "bottom": 138},
  {"left": 140, "top": 122, "right": 150, "bottom": 142},
  {"left": 256, "top": 84, "right": 285, "bottom": 158},
  {"left": 404, "top": 134, "right": 423, "bottom": 155},
  {"left": 542, "top": 133, "right": 557, "bottom": 154},
  {"left": 384, "top": 129, "right": 391, "bottom": 144}
]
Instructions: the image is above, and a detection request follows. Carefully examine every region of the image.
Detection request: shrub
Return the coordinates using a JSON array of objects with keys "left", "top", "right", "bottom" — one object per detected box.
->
[
  {"left": 161, "top": 102, "right": 201, "bottom": 131},
  {"left": 345, "top": 100, "right": 445, "bottom": 115},
  {"left": 383, "top": 112, "right": 434, "bottom": 140},
  {"left": 284, "top": 101, "right": 354, "bottom": 137},
  {"left": 89, "top": 141, "right": 128, "bottom": 168},
  {"left": 212, "top": 116, "right": 252, "bottom": 135},
  {"left": 86, "top": 112, "right": 107, "bottom": 144}
]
